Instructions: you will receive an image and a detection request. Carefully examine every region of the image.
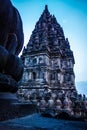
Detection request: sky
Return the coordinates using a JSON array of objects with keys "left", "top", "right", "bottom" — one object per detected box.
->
[{"left": 11, "top": 0, "right": 87, "bottom": 83}]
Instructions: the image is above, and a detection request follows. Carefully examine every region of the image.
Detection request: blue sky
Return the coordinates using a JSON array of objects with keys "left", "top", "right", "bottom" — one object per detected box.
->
[{"left": 11, "top": 0, "right": 87, "bottom": 83}]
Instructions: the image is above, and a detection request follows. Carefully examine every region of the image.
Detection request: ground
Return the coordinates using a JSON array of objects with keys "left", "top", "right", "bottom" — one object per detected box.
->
[{"left": 0, "top": 113, "right": 87, "bottom": 130}]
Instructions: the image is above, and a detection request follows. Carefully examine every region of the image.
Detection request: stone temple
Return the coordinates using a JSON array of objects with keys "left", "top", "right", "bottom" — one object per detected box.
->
[
  {"left": 19, "top": 5, "right": 87, "bottom": 119},
  {"left": 21, "top": 5, "right": 76, "bottom": 94}
]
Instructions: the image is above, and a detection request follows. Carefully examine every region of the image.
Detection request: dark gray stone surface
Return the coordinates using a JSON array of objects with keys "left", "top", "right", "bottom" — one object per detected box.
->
[
  {"left": 0, "top": 94, "right": 37, "bottom": 121},
  {"left": 0, "top": 114, "right": 87, "bottom": 130},
  {"left": 0, "top": 0, "right": 24, "bottom": 121},
  {"left": 0, "top": 0, "right": 24, "bottom": 93},
  {"left": 0, "top": 0, "right": 24, "bottom": 55},
  {"left": 0, "top": 73, "right": 18, "bottom": 93}
]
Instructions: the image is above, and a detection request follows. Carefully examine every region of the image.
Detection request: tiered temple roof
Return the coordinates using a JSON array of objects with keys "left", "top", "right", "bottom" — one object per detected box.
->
[{"left": 23, "top": 5, "right": 74, "bottom": 62}]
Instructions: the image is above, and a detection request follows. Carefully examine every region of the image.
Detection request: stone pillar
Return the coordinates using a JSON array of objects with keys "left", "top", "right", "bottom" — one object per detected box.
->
[
  {"left": 58, "top": 73, "right": 61, "bottom": 81},
  {"left": 71, "top": 75, "right": 75, "bottom": 84},
  {"left": 37, "top": 57, "right": 39, "bottom": 64},
  {"left": 29, "top": 72, "right": 32, "bottom": 80},
  {"left": 58, "top": 58, "right": 61, "bottom": 69},
  {"left": 46, "top": 71, "right": 49, "bottom": 83},
  {"left": 60, "top": 74, "right": 64, "bottom": 84},
  {"left": 70, "top": 60, "right": 73, "bottom": 68},
  {"left": 25, "top": 72, "right": 29, "bottom": 81}
]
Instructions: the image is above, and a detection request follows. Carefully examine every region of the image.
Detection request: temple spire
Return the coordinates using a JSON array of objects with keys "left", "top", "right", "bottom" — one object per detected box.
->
[
  {"left": 26, "top": 5, "right": 74, "bottom": 61},
  {"left": 42, "top": 5, "right": 50, "bottom": 16},
  {"left": 45, "top": 5, "right": 48, "bottom": 12}
]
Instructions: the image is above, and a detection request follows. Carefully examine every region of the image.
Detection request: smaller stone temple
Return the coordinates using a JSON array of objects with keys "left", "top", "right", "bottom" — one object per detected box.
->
[{"left": 19, "top": 5, "right": 87, "bottom": 119}]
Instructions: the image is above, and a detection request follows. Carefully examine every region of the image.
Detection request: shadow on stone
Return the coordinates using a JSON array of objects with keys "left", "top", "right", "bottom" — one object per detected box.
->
[
  {"left": 56, "top": 111, "right": 70, "bottom": 120},
  {"left": 42, "top": 110, "right": 86, "bottom": 122}
]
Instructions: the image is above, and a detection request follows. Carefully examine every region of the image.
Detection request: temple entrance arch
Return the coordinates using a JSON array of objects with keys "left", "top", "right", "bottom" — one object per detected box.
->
[{"left": 32, "top": 72, "right": 36, "bottom": 80}]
